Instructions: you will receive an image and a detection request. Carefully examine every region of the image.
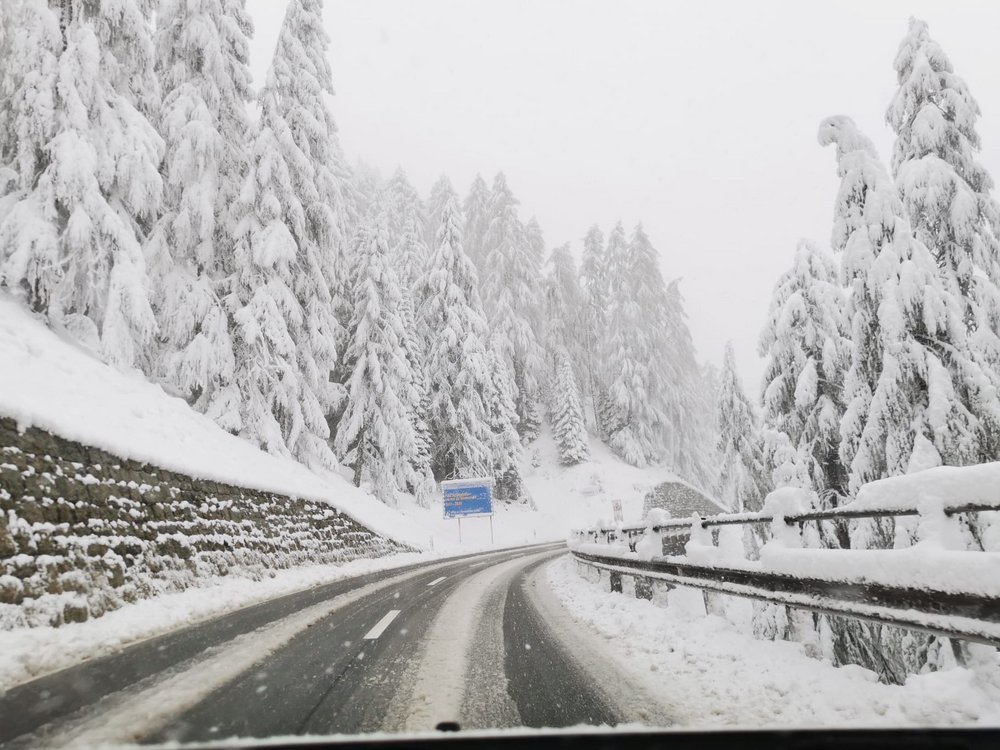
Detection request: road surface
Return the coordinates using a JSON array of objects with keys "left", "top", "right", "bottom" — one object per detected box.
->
[{"left": 0, "top": 544, "right": 668, "bottom": 747}]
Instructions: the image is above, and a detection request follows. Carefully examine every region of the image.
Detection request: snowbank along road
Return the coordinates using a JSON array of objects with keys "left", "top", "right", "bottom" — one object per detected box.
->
[{"left": 0, "top": 543, "right": 669, "bottom": 746}]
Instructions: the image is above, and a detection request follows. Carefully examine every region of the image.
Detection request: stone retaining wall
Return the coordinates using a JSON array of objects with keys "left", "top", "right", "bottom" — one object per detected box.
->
[{"left": 0, "top": 417, "right": 408, "bottom": 628}]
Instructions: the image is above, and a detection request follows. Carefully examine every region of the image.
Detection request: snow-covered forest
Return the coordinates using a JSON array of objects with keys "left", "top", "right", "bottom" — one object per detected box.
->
[
  {"left": 0, "top": 0, "right": 718, "bottom": 507},
  {"left": 1, "top": 2, "right": 999, "bottom": 529},
  {"left": 718, "top": 18, "right": 1000, "bottom": 516}
]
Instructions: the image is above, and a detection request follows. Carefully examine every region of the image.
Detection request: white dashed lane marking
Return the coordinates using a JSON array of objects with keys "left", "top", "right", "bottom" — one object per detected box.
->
[
  {"left": 363, "top": 610, "right": 401, "bottom": 640},
  {"left": 427, "top": 577, "right": 446, "bottom": 587}
]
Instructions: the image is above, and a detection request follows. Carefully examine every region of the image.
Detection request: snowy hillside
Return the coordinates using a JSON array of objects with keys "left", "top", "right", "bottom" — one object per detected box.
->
[
  {"left": 0, "top": 292, "right": 662, "bottom": 554},
  {"left": 0, "top": 294, "right": 423, "bottom": 549},
  {"left": 391, "top": 425, "right": 683, "bottom": 550}
]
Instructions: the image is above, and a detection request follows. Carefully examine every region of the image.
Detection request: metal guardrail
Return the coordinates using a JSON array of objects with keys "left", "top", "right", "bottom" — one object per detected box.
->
[
  {"left": 570, "top": 501, "right": 1000, "bottom": 647},
  {"left": 574, "top": 501, "right": 1000, "bottom": 540}
]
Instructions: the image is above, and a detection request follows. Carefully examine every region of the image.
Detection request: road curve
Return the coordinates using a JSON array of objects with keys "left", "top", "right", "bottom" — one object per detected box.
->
[{"left": 1, "top": 543, "right": 663, "bottom": 747}]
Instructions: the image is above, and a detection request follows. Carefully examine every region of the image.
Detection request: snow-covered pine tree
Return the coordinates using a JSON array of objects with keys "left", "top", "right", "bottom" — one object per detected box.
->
[
  {"left": 349, "top": 160, "right": 382, "bottom": 223},
  {"left": 227, "top": 0, "right": 351, "bottom": 470},
  {"left": 481, "top": 172, "right": 544, "bottom": 443},
  {"left": 146, "top": 0, "right": 254, "bottom": 424},
  {"left": 416, "top": 194, "right": 504, "bottom": 481},
  {"left": 600, "top": 223, "right": 670, "bottom": 467},
  {"left": 386, "top": 168, "right": 422, "bottom": 236},
  {"left": 265, "top": 0, "right": 351, "bottom": 359},
  {"left": 663, "top": 278, "right": 717, "bottom": 488},
  {"left": 550, "top": 349, "right": 590, "bottom": 465},
  {"left": 385, "top": 168, "right": 427, "bottom": 287},
  {"left": 0, "top": 0, "right": 163, "bottom": 367},
  {"left": 335, "top": 207, "right": 429, "bottom": 505},
  {"left": 819, "top": 115, "right": 984, "bottom": 497},
  {"left": 462, "top": 173, "right": 491, "bottom": 272},
  {"left": 819, "top": 115, "right": 986, "bottom": 682},
  {"left": 524, "top": 217, "right": 546, "bottom": 269},
  {"left": 486, "top": 341, "right": 529, "bottom": 504},
  {"left": 594, "top": 222, "right": 630, "bottom": 438},
  {"left": 579, "top": 224, "right": 608, "bottom": 432},
  {"left": 228, "top": 121, "right": 312, "bottom": 461},
  {"left": 693, "top": 362, "right": 723, "bottom": 478},
  {"left": 0, "top": 0, "right": 24, "bottom": 202},
  {"left": 887, "top": 18, "right": 1000, "bottom": 461},
  {"left": 398, "top": 287, "right": 436, "bottom": 507},
  {"left": 542, "top": 242, "right": 585, "bottom": 386},
  {"left": 260, "top": 0, "right": 349, "bottom": 463},
  {"left": 716, "top": 342, "right": 767, "bottom": 512},
  {"left": 758, "top": 239, "right": 851, "bottom": 510},
  {"left": 424, "top": 174, "right": 455, "bottom": 248}
]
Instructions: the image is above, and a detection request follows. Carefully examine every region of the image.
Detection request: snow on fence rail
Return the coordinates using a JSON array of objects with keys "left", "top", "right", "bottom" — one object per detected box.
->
[
  {"left": 569, "top": 498, "right": 1000, "bottom": 648},
  {"left": 574, "top": 500, "right": 1000, "bottom": 542}
]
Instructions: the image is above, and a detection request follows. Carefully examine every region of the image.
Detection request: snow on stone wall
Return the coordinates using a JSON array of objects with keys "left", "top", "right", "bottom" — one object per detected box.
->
[{"left": 0, "top": 418, "right": 410, "bottom": 629}]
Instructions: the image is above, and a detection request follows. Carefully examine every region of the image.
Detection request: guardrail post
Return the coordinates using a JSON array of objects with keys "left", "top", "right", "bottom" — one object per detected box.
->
[
  {"left": 634, "top": 576, "right": 653, "bottom": 600},
  {"left": 916, "top": 498, "right": 965, "bottom": 550},
  {"left": 609, "top": 570, "right": 623, "bottom": 593}
]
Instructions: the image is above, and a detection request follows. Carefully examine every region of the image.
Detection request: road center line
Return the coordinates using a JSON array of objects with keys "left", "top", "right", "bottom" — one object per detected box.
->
[
  {"left": 364, "top": 610, "right": 401, "bottom": 640},
  {"left": 427, "top": 577, "right": 446, "bottom": 587}
]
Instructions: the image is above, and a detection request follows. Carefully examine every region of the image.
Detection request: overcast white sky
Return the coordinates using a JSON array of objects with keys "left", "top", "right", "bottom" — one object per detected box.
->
[{"left": 245, "top": 0, "right": 1000, "bottom": 394}]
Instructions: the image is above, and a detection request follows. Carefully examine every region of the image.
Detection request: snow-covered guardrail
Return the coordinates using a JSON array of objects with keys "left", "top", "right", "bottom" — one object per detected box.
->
[
  {"left": 573, "top": 501, "right": 1000, "bottom": 544},
  {"left": 569, "top": 493, "right": 1000, "bottom": 647}
]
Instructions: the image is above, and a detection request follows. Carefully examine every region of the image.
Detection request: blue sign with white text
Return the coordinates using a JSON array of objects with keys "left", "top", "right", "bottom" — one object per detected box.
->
[{"left": 441, "top": 479, "right": 493, "bottom": 518}]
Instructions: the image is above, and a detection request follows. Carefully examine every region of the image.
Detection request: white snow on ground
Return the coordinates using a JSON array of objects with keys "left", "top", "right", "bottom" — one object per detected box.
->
[
  {"left": 0, "top": 295, "right": 420, "bottom": 548},
  {"left": 0, "top": 551, "right": 439, "bottom": 691},
  {"left": 522, "top": 425, "right": 680, "bottom": 533},
  {"left": 362, "top": 425, "right": 680, "bottom": 553},
  {"left": 546, "top": 555, "right": 1000, "bottom": 727}
]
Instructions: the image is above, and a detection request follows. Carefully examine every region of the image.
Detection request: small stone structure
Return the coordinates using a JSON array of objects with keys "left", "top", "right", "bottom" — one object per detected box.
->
[
  {"left": 0, "top": 417, "right": 408, "bottom": 628},
  {"left": 642, "top": 479, "right": 726, "bottom": 519},
  {"left": 642, "top": 479, "right": 727, "bottom": 555}
]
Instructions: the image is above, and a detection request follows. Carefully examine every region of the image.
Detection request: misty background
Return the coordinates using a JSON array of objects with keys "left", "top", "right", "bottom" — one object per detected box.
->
[{"left": 245, "top": 0, "right": 1000, "bottom": 390}]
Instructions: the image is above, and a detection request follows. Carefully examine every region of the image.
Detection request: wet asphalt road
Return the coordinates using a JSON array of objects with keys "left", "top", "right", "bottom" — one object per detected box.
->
[{"left": 0, "top": 543, "right": 628, "bottom": 746}]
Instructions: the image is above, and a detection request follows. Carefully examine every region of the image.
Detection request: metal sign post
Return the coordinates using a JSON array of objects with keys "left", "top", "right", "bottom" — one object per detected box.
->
[{"left": 441, "top": 477, "right": 494, "bottom": 544}]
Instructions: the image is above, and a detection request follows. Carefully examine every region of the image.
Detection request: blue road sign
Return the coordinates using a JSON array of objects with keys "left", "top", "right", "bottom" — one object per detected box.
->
[{"left": 441, "top": 478, "right": 493, "bottom": 518}]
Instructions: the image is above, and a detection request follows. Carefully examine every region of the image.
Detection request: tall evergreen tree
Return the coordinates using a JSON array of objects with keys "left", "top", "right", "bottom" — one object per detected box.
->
[
  {"left": 147, "top": 0, "right": 254, "bottom": 421},
  {"left": 663, "top": 277, "right": 716, "bottom": 488},
  {"left": 579, "top": 224, "right": 608, "bottom": 432},
  {"left": 550, "top": 349, "right": 590, "bottom": 465},
  {"left": 228, "top": 0, "right": 347, "bottom": 469},
  {"left": 481, "top": 172, "right": 544, "bottom": 443},
  {"left": 486, "top": 341, "right": 529, "bottom": 503},
  {"left": 595, "top": 222, "right": 629, "bottom": 437},
  {"left": 758, "top": 239, "right": 851, "bottom": 508},
  {"left": 424, "top": 174, "right": 454, "bottom": 248},
  {"left": 819, "top": 115, "right": 982, "bottom": 496},
  {"left": 385, "top": 168, "right": 427, "bottom": 287},
  {"left": 348, "top": 159, "right": 382, "bottom": 223},
  {"left": 416, "top": 195, "right": 506, "bottom": 481},
  {"left": 542, "top": 242, "right": 584, "bottom": 385},
  {"left": 0, "top": 0, "right": 163, "bottom": 367},
  {"left": 716, "top": 342, "right": 767, "bottom": 512},
  {"left": 600, "top": 223, "right": 670, "bottom": 467},
  {"left": 335, "top": 208, "right": 428, "bottom": 505},
  {"left": 462, "top": 173, "right": 491, "bottom": 273},
  {"left": 887, "top": 18, "right": 1000, "bottom": 461},
  {"left": 267, "top": 0, "right": 351, "bottom": 351}
]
